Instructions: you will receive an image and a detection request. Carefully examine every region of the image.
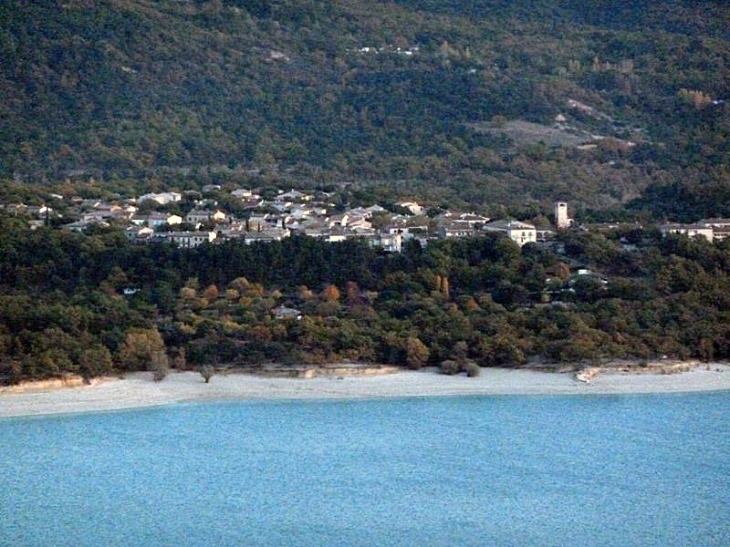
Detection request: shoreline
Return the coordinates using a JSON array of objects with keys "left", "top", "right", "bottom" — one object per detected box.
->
[
  {"left": 0, "top": 363, "right": 730, "bottom": 418},
  {"left": 1, "top": 365, "right": 730, "bottom": 419}
]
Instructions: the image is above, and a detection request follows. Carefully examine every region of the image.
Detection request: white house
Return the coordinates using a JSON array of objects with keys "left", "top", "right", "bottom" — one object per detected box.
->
[
  {"left": 660, "top": 223, "right": 713, "bottom": 242},
  {"left": 395, "top": 201, "right": 424, "bottom": 215},
  {"left": 272, "top": 306, "right": 302, "bottom": 320},
  {"left": 137, "top": 192, "right": 182, "bottom": 205},
  {"left": 350, "top": 205, "right": 387, "bottom": 219},
  {"left": 389, "top": 226, "right": 428, "bottom": 241},
  {"left": 482, "top": 220, "right": 537, "bottom": 247},
  {"left": 276, "top": 189, "right": 311, "bottom": 202},
  {"left": 326, "top": 214, "right": 350, "bottom": 228},
  {"left": 186, "top": 209, "right": 226, "bottom": 225},
  {"left": 161, "top": 231, "right": 217, "bottom": 248},
  {"left": 347, "top": 218, "right": 373, "bottom": 231},
  {"left": 125, "top": 226, "right": 155, "bottom": 241},
  {"left": 231, "top": 188, "right": 253, "bottom": 199},
  {"left": 439, "top": 220, "right": 474, "bottom": 239},
  {"left": 369, "top": 233, "right": 402, "bottom": 253},
  {"left": 457, "top": 213, "right": 490, "bottom": 226},
  {"left": 132, "top": 213, "right": 183, "bottom": 228},
  {"left": 244, "top": 228, "right": 290, "bottom": 244},
  {"left": 62, "top": 219, "right": 109, "bottom": 232}
]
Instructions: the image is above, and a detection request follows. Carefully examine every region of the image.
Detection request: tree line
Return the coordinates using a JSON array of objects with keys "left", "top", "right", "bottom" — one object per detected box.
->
[{"left": 2, "top": 214, "right": 730, "bottom": 383}]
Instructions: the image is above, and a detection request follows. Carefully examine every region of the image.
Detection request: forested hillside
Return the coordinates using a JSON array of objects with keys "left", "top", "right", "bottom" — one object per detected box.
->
[{"left": 1, "top": 0, "right": 729, "bottom": 211}]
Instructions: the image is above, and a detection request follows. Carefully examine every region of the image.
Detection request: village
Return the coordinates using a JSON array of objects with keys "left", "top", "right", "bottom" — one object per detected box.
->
[
  {"left": 1, "top": 186, "right": 728, "bottom": 252},
  {"left": 0, "top": 186, "right": 562, "bottom": 250}
]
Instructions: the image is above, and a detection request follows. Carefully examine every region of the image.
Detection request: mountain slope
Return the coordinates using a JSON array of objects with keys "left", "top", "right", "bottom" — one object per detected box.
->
[{"left": 1, "top": 0, "right": 728, "bottom": 210}]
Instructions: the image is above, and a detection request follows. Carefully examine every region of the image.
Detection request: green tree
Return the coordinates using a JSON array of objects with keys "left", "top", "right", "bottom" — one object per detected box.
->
[{"left": 405, "top": 336, "right": 430, "bottom": 370}]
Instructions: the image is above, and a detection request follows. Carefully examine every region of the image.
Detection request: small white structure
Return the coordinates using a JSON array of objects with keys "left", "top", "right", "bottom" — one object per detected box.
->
[
  {"left": 554, "top": 202, "right": 573, "bottom": 229},
  {"left": 272, "top": 306, "right": 302, "bottom": 320}
]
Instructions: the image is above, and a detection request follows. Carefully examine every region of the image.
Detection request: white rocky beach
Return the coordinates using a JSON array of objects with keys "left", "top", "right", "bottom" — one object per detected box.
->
[{"left": 2, "top": 364, "right": 730, "bottom": 418}]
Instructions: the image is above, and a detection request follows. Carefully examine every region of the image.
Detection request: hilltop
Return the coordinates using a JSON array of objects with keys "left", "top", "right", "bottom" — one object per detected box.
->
[{"left": 1, "top": 0, "right": 729, "bottom": 213}]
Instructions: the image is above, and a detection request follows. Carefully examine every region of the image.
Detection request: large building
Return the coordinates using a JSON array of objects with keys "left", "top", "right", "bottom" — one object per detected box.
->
[{"left": 482, "top": 220, "right": 537, "bottom": 247}]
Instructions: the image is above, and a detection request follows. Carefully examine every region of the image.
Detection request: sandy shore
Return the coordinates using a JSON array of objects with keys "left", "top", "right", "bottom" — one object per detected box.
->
[{"left": 2, "top": 365, "right": 730, "bottom": 418}]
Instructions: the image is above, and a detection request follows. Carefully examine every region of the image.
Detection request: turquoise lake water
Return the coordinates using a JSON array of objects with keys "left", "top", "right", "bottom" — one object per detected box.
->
[{"left": 1, "top": 393, "right": 729, "bottom": 546}]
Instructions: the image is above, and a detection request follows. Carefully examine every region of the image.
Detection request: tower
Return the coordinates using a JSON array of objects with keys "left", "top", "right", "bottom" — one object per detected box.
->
[{"left": 554, "top": 202, "right": 571, "bottom": 229}]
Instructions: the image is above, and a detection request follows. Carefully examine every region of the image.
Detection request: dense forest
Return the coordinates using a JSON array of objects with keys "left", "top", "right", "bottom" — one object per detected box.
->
[
  {"left": 2, "top": 213, "right": 730, "bottom": 383},
  {"left": 1, "top": 0, "right": 729, "bottom": 211}
]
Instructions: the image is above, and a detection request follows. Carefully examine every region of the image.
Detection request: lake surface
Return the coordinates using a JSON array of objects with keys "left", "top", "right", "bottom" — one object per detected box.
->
[{"left": 1, "top": 393, "right": 729, "bottom": 546}]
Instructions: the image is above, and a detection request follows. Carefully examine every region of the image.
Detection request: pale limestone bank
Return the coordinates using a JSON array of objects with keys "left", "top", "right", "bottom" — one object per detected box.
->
[{"left": 1, "top": 365, "right": 730, "bottom": 418}]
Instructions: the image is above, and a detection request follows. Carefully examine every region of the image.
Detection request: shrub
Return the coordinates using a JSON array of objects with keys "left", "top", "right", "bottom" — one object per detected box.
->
[
  {"left": 439, "top": 360, "right": 461, "bottom": 375},
  {"left": 200, "top": 365, "right": 215, "bottom": 384},
  {"left": 150, "top": 351, "right": 169, "bottom": 382}
]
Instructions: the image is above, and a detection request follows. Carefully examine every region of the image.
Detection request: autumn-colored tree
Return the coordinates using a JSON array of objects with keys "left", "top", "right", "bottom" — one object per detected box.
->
[
  {"left": 247, "top": 325, "right": 273, "bottom": 342},
  {"left": 298, "top": 286, "right": 315, "bottom": 301},
  {"left": 184, "top": 278, "right": 200, "bottom": 290},
  {"left": 321, "top": 284, "right": 341, "bottom": 302},
  {"left": 202, "top": 284, "right": 219, "bottom": 302},
  {"left": 180, "top": 287, "right": 197, "bottom": 300},
  {"left": 553, "top": 262, "right": 571, "bottom": 281},
  {"left": 79, "top": 345, "right": 113, "bottom": 380},
  {"left": 229, "top": 277, "right": 250, "bottom": 293},
  {"left": 118, "top": 329, "right": 165, "bottom": 371},
  {"left": 678, "top": 88, "right": 713, "bottom": 109},
  {"left": 452, "top": 341, "right": 469, "bottom": 364},
  {"left": 171, "top": 347, "right": 187, "bottom": 370},
  {"left": 440, "top": 276, "right": 450, "bottom": 299}
]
